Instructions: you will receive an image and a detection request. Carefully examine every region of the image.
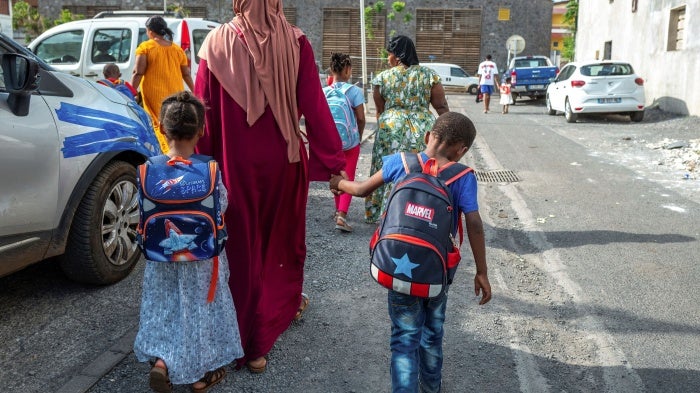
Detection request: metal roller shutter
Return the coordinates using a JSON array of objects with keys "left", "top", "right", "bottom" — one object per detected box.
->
[
  {"left": 416, "top": 8, "right": 482, "bottom": 74},
  {"left": 322, "top": 8, "right": 387, "bottom": 76}
]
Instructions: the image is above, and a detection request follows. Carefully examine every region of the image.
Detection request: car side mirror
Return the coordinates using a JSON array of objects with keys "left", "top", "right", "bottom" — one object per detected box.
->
[{"left": 2, "top": 53, "right": 41, "bottom": 116}]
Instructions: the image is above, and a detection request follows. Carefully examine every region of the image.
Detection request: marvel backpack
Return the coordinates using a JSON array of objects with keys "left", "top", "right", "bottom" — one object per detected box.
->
[
  {"left": 136, "top": 155, "right": 227, "bottom": 302},
  {"left": 323, "top": 82, "right": 360, "bottom": 150},
  {"left": 97, "top": 78, "right": 135, "bottom": 100},
  {"left": 369, "top": 153, "right": 473, "bottom": 298}
]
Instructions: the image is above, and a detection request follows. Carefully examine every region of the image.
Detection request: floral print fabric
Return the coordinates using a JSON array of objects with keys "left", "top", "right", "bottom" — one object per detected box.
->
[{"left": 366, "top": 65, "right": 440, "bottom": 223}]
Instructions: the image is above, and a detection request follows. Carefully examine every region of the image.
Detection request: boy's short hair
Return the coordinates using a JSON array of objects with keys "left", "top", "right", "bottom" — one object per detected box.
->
[
  {"left": 431, "top": 112, "right": 476, "bottom": 149},
  {"left": 102, "top": 63, "right": 121, "bottom": 79}
]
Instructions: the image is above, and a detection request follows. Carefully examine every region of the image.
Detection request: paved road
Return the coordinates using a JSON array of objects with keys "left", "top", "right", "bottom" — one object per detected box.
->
[{"left": 1, "top": 94, "right": 698, "bottom": 393}]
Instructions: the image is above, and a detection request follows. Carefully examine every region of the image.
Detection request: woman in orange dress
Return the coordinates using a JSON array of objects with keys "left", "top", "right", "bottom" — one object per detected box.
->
[{"left": 131, "top": 16, "right": 194, "bottom": 153}]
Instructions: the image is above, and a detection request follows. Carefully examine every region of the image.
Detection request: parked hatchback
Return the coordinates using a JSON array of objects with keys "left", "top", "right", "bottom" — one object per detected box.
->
[
  {"left": 28, "top": 11, "right": 220, "bottom": 84},
  {"left": 546, "top": 61, "right": 645, "bottom": 123},
  {"left": 1, "top": 32, "right": 158, "bottom": 284}
]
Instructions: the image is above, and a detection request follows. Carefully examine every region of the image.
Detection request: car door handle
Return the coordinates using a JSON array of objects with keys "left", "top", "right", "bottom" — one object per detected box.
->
[
  {"left": 69, "top": 72, "right": 81, "bottom": 76},
  {"left": 84, "top": 72, "right": 98, "bottom": 77}
]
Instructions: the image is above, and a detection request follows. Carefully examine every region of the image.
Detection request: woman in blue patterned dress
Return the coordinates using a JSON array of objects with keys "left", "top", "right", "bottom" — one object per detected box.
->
[
  {"left": 366, "top": 35, "right": 449, "bottom": 223},
  {"left": 134, "top": 92, "right": 243, "bottom": 393}
]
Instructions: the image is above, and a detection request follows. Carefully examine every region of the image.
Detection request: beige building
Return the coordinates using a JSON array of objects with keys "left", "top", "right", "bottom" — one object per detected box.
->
[{"left": 576, "top": 0, "right": 698, "bottom": 116}]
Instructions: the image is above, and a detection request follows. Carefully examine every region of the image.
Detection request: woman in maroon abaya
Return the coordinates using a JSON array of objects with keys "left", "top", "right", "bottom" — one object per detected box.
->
[{"left": 195, "top": 0, "right": 346, "bottom": 373}]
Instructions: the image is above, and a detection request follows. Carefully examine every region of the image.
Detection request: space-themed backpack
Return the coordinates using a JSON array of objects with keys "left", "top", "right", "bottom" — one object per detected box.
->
[
  {"left": 136, "top": 154, "right": 227, "bottom": 262},
  {"left": 369, "top": 153, "right": 473, "bottom": 298}
]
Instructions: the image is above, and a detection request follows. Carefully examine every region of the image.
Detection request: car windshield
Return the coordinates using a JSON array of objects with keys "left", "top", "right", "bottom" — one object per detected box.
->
[{"left": 581, "top": 63, "right": 634, "bottom": 76}]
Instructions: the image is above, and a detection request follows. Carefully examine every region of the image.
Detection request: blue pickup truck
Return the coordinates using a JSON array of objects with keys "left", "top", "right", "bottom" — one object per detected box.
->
[{"left": 505, "top": 56, "right": 559, "bottom": 103}]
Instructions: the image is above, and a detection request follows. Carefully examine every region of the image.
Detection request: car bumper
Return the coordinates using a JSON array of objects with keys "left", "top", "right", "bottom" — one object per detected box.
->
[{"left": 569, "top": 95, "right": 645, "bottom": 113}]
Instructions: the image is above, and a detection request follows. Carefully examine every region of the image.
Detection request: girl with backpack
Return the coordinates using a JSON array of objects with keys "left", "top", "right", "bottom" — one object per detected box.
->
[
  {"left": 323, "top": 53, "right": 366, "bottom": 232},
  {"left": 133, "top": 91, "right": 243, "bottom": 393}
]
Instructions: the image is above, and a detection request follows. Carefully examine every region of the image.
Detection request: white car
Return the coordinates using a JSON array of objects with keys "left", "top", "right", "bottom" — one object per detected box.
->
[
  {"left": 546, "top": 60, "right": 645, "bottom": 123},
  {"left": 28, "top": 11, "right": 220, "bottom": 84},
  {"left": 421, "top": 63, "right": 480, "bottom": 94},
  {"left": 1, "top": 32, "right": 159, "bottom": 284}
]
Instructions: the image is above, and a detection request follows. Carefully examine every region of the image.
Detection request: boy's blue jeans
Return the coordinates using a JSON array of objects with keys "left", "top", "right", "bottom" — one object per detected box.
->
[{"left": 387, "top": 289, "right": 448, "bottom": 393}]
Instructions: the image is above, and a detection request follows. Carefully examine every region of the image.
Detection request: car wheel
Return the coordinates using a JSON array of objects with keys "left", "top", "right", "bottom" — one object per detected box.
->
[
  {"left": 468, "top": 84, "right": 478, "bottom": 95},
  {"left": 60, "top": 160, "right": 141, "bottom": 285},
  {"left": 630, "top": 110, "right": 644, "bottom": 122},
  {"left": 565, "top": 99, "right": 578, "bottom": 123},
  {"left": 546, "top": 96, "right": 556, "bottom": 115}
]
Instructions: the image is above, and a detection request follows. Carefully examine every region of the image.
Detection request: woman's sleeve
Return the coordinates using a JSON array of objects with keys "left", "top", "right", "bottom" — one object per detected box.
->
[
  {"left": 296, "top": 36, "right": 345, "bottom": 181},
  {"left": 194, "top": 59, "right": 220, "bottom": 157}
]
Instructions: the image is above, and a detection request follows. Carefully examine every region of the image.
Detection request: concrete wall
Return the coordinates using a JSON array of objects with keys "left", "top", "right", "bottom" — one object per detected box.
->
[
  {"left": 576, "top": 0, "right": 699, "bottom": 116},
  {"left": 283, "top": 0, "right": 552, "bottom": 74}
]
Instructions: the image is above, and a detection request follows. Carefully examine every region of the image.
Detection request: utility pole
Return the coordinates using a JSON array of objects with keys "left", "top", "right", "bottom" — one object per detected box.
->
[{"left": 360, "top": 0, "right": 368, "bottom": 113}]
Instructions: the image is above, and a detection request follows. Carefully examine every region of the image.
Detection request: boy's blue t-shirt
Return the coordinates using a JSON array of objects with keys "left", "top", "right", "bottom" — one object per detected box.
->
[
  {"left": 331, "top": 82, "right": 365, "bottom": 108},
  {"left": 381, "top": 152, "right": 479, "bottom": 230}
]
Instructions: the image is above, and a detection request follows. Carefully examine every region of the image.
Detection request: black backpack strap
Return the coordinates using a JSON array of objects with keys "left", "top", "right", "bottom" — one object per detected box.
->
[{"left": 400, "top": 152, "right": 423, "bottom": 174}]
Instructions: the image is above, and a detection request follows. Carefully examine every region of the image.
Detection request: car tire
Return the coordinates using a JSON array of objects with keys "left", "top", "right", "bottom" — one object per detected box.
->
[
  {"left": 565, "top": 99, "right": 578, "bottom": 123},
  {"left": 59, "top": 160, "right": 141, "bottom": 285},
  {"left": 630, "top": 110, "right": 644, "bottom": 122},
  {"left": 468, "top": 84, "right": 478, "bottom": 95},
  {"left": 546, "top": 96, "right": 556, "bottom": 115}
]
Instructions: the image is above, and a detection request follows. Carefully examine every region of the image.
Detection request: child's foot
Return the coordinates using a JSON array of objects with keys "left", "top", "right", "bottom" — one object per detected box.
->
[
  {"left": 335, "top": 215, "right": 353, "bottom": 232},
  {"left": 192, "top": 366, "right": 226, "bottom": 392},
  {"left": 149, "top": 359, "right": 172, "bottom": 393}
]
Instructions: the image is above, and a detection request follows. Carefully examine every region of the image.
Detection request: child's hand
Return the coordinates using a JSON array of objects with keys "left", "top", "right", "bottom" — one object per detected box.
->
[{"left": 474, "top": 272, "right": 492, "bottom": 305}]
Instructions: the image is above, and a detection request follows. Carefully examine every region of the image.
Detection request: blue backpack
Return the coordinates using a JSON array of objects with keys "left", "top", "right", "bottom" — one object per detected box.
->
[
  {"left": 97, "top": 78, "right": 135, "bottom": 100},
  {"left": 137, "top": 155, "right": 227, "bottom": 263},
  {"left": 369, "top": 153, "right": 473, "bottom": 298},
  {"left": 323, "top": 82, "right": 360, "bottom": 150}
]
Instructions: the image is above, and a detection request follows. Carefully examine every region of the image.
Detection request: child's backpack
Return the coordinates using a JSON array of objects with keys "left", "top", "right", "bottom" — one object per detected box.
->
[
  {"left": 369, "top": 153, "right": 473, "bottom": 298},
  {"left": 136, "top": 155, "right": 227, "bottom": 302},
  {"left": 323, "top": 82, "right": 360, "bottom": 150},
  {"left": 97, "top": 78, "right": 135, "bottom": 100}
]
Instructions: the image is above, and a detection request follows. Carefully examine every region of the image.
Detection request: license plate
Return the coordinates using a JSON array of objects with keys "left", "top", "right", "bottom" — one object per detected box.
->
[
  {"left": 598, "top": 98, "right": 621, "bottom": 103},
  {"left": 529, "top": 85, "right": 544, "bottom": 90}
]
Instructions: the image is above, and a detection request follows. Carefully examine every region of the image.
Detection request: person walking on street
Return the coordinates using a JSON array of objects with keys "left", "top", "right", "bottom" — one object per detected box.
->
[
  {"left": 194, "top": 0, "right": 347, "bottom": 374},
  {"left": 477, "top": 54, "right": 500, "bottom": 114},
  {"left": 500, "top": 76, "right": 514, "bottom": 114},
  {"left": 366, "top": 35, "right": 449, "bottom": 224},
  {"left": 133, "top": 91, "right": 243, "bottom": 393},
  {"left": 131, "top": 16, "right": 195, "bottom": 153},
  {"left": 324, "top": 52, "right": 366, "bottom": 232},
  {"left": 330, "top": 112, "right": 492, "bottom": 392}
]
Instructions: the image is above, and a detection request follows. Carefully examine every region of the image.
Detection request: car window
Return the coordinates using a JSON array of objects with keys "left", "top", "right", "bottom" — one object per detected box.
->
[
  {"left": 514, "top": 58, "right": 548, "bottom": 68},
  {"left": 138, "top": 28, "right": 149, "bottom": 45},
  {"left": 92, "top": 29, "right": 133, "bottom": 63},
  {"left": 34, "top": 30, "right": 84, "bottom": 64},
  {"left": 192, "top": 29, "right": 210, "bottom": 64},
  {"left": 581, "top": 63, "right": 633, "bottom": 76},
  {"left": 450, "top": 67, "right": 467, "bottom": 78},
  {"left": 556, "top": 65, "right": 575, "bottom": 81}
]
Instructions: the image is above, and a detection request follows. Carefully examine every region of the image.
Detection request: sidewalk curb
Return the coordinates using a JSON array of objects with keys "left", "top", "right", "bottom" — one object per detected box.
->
[{"left": 57, "top": 327, "right": 138, "bottom": 393}]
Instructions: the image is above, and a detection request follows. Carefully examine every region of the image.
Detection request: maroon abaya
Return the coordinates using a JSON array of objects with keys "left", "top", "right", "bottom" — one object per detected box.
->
[{"left": 195, "top": 35, "right": 345, "bottom": 365}]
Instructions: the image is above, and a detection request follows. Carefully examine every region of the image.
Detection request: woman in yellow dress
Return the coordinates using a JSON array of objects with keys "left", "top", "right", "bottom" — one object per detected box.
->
[{"left": 131, "top": 16, "right": 195, "bottom": 153}]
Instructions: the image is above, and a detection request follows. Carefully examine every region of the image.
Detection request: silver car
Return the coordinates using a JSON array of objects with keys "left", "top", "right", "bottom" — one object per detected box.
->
[
  {"left": 0, "top": 33, "right": 158, "bottom": 284},
  {"left": 546, "top": 61, "right": 646, "bottom": 123}
]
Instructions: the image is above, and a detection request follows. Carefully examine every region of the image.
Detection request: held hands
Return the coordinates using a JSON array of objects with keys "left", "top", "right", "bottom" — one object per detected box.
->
[
  {"left": 474, "top": 272, "right": 492, "bottom": 305},
  {"left": 329, "top": 171, "right": 348, "bottom": 195}
]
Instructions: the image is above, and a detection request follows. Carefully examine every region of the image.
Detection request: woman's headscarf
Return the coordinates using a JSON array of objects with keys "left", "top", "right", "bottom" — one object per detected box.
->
[
  {"left": 387, "top": 35, "right": 420, "bottom": 66},
  {"left": 199, "top": 0, "right": 304, "bottom": 162}
]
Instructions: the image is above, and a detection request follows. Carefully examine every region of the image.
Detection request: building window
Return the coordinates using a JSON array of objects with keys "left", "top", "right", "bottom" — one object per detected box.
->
[
  {"left": 603, "top": 41, "right": 612, "bottom": 60},
  {"left": 553, "top": 42, "right": 559, "bottom": 48},
  {"left": 498, "top": 8, "right": 510, "bottom": 21},
  {"left": 668, "top": 6, "right": 685, "bottom": 51}
]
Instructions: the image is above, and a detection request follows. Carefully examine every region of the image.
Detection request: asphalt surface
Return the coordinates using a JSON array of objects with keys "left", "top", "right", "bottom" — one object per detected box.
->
[{"left": 1, "top": 93, "right": 698, "bottom": 393}]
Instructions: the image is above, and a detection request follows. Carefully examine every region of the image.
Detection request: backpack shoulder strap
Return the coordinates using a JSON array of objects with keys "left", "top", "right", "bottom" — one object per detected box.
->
[
  {"left": 97, "top": 79, "right": 115, "bottom": 88},
  {"left": 400, "top": 152, "right": 423, "bottom": 174},
  {"left": 438, "top": 162, "right": 474, "bottom": 185}
]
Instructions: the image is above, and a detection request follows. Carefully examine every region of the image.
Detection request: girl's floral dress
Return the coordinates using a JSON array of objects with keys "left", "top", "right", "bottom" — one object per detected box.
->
[{"left": 366, "top": 65, "right": 440, "bottom": 223}]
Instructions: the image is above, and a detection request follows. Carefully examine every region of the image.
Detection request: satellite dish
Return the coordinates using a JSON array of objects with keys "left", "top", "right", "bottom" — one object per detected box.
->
[{"left": 506, "top": 35, "right": 526, "bottom": 54}]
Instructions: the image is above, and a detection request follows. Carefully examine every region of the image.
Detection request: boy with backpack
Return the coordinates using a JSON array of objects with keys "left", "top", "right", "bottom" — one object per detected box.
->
[
  {"left": 97, "top": 63, "right": 138, "bottom": 100},
  {"left": 323, "top": 52, "right": 365, "bottom": 232},
  {"left": 330, "top": 112, "right": 491, "bottom": 392}
]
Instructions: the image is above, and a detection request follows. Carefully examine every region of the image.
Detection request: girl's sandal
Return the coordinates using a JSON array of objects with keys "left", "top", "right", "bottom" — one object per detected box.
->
[
  {"left": 335, "top": 215, "right": 353, "bottom": 232},
  {"left": 149, "top": 359, "right": 173, "bottom": 393},
  {"left": 191, "top": 366, "right": 226, "bottom": 393}
]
